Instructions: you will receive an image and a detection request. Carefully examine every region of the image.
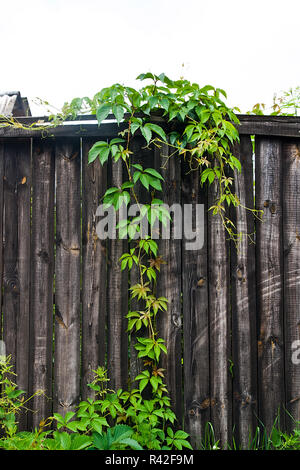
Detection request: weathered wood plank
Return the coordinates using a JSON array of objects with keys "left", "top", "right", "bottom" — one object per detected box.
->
[
  {"left": 54, "top": 138, "right": 81, "bottom": 416},
  {"left": 255, "top": 137, "right": 285, "bottom": 433},
  {"left": 107, "top": 159, "right": 128, "bottom": 391},
  {"left": 208, "top": 173, "right": 231, "bottom": 447},
  {"left": 182, "top": 162, "right": 210, "bottom": 448},
  {"left": 282, "top": 140, "right": 300, "bottom": 430},
  {"left": 156, "top": 145, "right": 182, "bottom": 425},
  {"left": 129, "top": 136, "right": 154, "bottom": 385},
  {"left": 231, "top": 136, "right": 257, "bottom": 447},
  {"left": 2, "top": 139, "right": 31, "bottom": 430},
  {"left": 81, "top": 139, "right": 107, "bottom": 399},
  {"left": 29, "top": 140, "right": 55, "bottom": 428}
]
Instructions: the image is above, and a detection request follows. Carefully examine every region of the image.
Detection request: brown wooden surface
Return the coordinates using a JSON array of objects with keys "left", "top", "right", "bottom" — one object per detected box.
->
[
  {"left": 182, "top": 162, "right": 210, "bottom": 448},
  {"left": 129, "top": 136, "right": 154, "bottom": 385},
  {"left": 29, "top": 140, "right": 55, "bottom": 427},
  {"left": 208, "top": 171, "right": 231, "bottom": 447},
  {"left": 54, "top": 138, "right": 81, "bottom": 416},
  {"left": 81, "top": 139, "right": 107, "bottom": 399},
  {"left": 156, "top": 144, "right": 183, "bottom": 425},
  {"left": 282, "top": 139, "right": 300, "bottom": 430},
  {"left": 231, "top": 136, "right": 257, "bottom": 447},
  {"left": 255, "top": 137, "right": 285, "bottom": 433},
  {"left": 0, "top": 126, "right": 299, "bottom": 444},
  {"left": 2, "top": 140, "right": 31, "bottom": 430},
  {"left": 106, "top": 158, "right": 128, "bottom": 391}
]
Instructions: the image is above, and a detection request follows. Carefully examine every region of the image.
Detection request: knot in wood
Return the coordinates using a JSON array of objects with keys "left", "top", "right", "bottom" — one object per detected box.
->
[{"left": 171, "top": 313, "right": 181, "bottom": 328}]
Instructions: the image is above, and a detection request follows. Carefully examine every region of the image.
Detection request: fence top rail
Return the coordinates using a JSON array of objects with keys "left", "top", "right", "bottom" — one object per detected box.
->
[{"left": 0, "top": 114, "right": 300, "bottom": 139}]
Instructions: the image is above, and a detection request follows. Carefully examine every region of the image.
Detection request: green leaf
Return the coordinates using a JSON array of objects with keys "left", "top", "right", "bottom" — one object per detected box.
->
[
  {"left": 88, "top": 141, "right": 108, "bottom": 163},
  {"left": 131, "top": 122, "right": 141, "bottom": 135},
  {"left": 96, "top": 103, "right": 111, "bottom": 125},
  {"left": 150, "top": 376, "right": 159, "bottom": 392},
  {"left": 230, "top": 155, "right": 242, "bottom": 172},
  {"left": 104, "top": 187, "right": 119, "bottom": 196},
  {"left": 137, "top": 72, "right": 155, "bottom": 81},
  {"left": 112, "top": 104, "right": 125, "bottom": 125},
  {"left": 160, "top": 97, "right": 169, "bottom": 111},
  {"left": 145, "top": 123, "right": 167, "bottom": 142},
  {"left": 99, "top": 146, "right": 110, "bottom": 165},
  {"left": 140, "top": 173, "right": 150, "bottom": 190},
  {"left": 64, "top": 411, "right": 75, "bottom": 422},
  {"left": 132, "top": 163, "right": 143, "bottom": 171},
  {"left": 110, "top": 138, "right": 126, "bottom": 145},
  {"left": 58, "top": 432, "right": 72, "bottom": 450},
  {"left": 70, "top": 434, "right": 92, "bottom": 450},
  {"left": 141, "top": 126, "right": 152, "bottom": 144},
  {"left": 139, "top": 378, "right": 149, "bottom": 392},
  {"left": 120, "top": 438, "right": 143, "bottom": 451},
  {"left": 144, "top": 168, "right": 164, "bottom": 181},
  {"left": 121, "top": 181, "right": 134, "bottom": 190},
  {"left": 148, "top": 177, "right": 162, "bottom": 191}
]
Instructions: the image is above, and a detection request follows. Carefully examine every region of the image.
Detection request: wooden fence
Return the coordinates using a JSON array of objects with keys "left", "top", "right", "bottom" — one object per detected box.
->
[{"left": 0, "top": 115, "right": 300, "bottom": 448}]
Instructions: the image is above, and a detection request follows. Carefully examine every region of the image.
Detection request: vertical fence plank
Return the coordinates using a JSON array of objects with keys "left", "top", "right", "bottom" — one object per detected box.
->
[
  {"left": 129, "top": 136, "right": 154, "bottom": 385},
  {"left": 107, "top": 159, "right": 128, "bottom": 390},
  {"left": 81, "top": 139, "right": 107, "bottom": 399},
  {"left": 54, "top": 139, "right": 81, "bottom": 416},
  {"left": 29, "top": 140, "right": 55, "bottom": 428},
  {"left": 208, "top": 175, "right": 231, "bottom": 447},
  {"left": 2, "top": 139, "right": 31, "bottom": 430},
  {"left": 231, "top": 136, "right": 257, "bottom": 447},
  {"left": 282, "top": 140, "right": 300, "bottom": 430},
  {"left": 255, "top": 137, "right": 285, "bottom": 433},
  {"left": 156, "top": 146, "right": 182, "bottom": 425},
  {"left": 182, "top": 163, "right": 210, "bottom": 448}
]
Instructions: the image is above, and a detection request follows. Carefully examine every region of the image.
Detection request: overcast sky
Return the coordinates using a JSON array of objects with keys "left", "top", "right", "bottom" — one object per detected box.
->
[{"left": 1, "top": 0, "right": 299, "bottom": 115}]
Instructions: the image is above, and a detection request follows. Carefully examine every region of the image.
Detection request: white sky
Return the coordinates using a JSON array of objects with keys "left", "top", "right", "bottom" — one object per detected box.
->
[{"left": 1, "top": 0, "right": 299, "bottom": 115}]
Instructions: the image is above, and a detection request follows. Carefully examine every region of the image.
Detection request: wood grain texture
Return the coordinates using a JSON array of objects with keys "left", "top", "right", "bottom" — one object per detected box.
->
[
  {"left": 231, "top": 136, "right": 257, "bottom": 447},
  {"left": 29, "top": 140, "right": 55, "bottom": 428},
  {"left": 255, "top": 137, "right": 285, "bottom": 433},
  {"left": 156, "top": 145, "right": 182, "bottom": 425},
  {"left": 129, "top": 136, "right": 154, "bottom": 385},
  {"left": 107, "top": 159, "right": 128, "bottom": 390},
  {"left": 81, "top": 139, "right": 107, "bottom": 399},
  {"left": 54, "top": 138, "right": 81, "bottom": 416},
  {"left": 2, "top": 139, "right": 31, "bottom": 430},
  {"left": 182, "top": 162, "right": 210, "bottom": 448},
  {"left": 282, "top": 140, "right": 300, "bottom": 430},
  {"left": 208, "top": 172, "right": 231, "bottom": 447}
]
